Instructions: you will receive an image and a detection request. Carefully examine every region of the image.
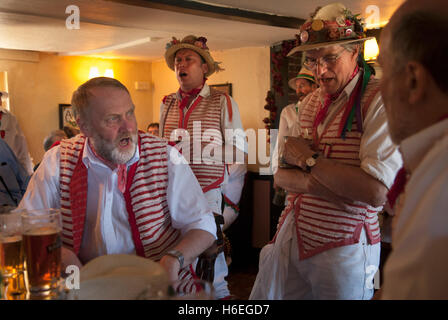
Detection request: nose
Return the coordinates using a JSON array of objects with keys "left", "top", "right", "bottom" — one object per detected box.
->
[
  {"left": 315, "top": 61, "right": 328, "bottom": 78},
  {"left": 176, "top": 58, "right": 185, "bottom": 68},
  {"left": 120, "top": 116, "right": 136, "bottom": 133}
]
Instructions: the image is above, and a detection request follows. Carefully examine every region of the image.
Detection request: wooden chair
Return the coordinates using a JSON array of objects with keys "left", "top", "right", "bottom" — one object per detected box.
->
[{"left": 195, "top": 213, "right": 224, "bottom": 283}]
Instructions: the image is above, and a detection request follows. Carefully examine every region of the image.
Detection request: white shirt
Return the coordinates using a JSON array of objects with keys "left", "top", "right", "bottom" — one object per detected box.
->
[
  {"left": 271, "top": 102, "right": 300, "bottom": 174},
  {"left": 382, "top": 118, "right": 448, "bottom": 299},
  {"left": 18, "top": 140, "right": 217, "bottom": 264},
  {"left": 0, "top": 107, "right": 34, "bottom": 175}
]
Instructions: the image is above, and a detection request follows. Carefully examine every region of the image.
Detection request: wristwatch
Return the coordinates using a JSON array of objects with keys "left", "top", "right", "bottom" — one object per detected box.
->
[
  {"left": 305, "top": 153, "right": 319, "bottom": 172},
  {"left": 165, "top": 249, "right": 184, "bottom": 269}
]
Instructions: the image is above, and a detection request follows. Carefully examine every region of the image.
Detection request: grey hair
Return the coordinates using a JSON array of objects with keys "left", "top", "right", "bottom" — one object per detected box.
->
[
  {"left": 341, "top": 43, "right": 360, "bottom": 53},
  {"left": 390, "top": 11, "right": 448, "bottom": 92},
  {"left": 71, "top": 77, "right": 130, "bottom": 121},
  {"left": 43, "top": 130, "right": 67, "bottom": 151}
]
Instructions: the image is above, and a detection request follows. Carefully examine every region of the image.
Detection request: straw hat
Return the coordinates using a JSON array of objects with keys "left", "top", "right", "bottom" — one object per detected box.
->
[
  {"left": 288, "top": 67, "right": 316, "bottom": 90},
  {"left": 287, "top": 2, "right": 373, "bottom": 56},
  {"left": 165, "top": 35, "right": 223, "bottom": 77},
  {"left": 67, "top": 254, "right": 170, "bottom": 300}
]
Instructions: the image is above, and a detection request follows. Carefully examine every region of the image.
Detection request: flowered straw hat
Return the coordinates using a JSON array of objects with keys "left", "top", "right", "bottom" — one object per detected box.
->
[
  {"left": 165, "top": 35, "right": 224, "bottom": 77},
  {"left": 288, "top": 66, "right": 316, "bottom": 90},
  {"left": 287, "top": 2, "right": 373, "bottom": 56}
]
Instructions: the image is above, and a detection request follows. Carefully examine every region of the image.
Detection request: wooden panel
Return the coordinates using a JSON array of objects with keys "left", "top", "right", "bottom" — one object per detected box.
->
[{"left": 251, "top": 179, "right": 271, "bottom": 248}]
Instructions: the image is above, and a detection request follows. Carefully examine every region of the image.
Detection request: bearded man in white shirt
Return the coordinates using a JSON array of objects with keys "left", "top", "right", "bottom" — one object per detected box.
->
[
  {"left": 18, "top": 77, "right": 217, "bottom": 291},
  {"left": 378, "top": 0, "right": 448, "bottom": 299}
]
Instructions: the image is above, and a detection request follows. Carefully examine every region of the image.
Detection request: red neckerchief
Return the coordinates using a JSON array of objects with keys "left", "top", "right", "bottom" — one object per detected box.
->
[
  {"left": 178, "top": 79, "right": 206, "bottom": 111},
  {"left": 387, "top": 113, "right": 448, "bottom": 209},
  {"left": 88, "top": 139, "right": 128, "bottom": 194},
  {"left": 312, "top": 66, "right": 359, "bottom": 143},
  {"left": 387, "top": 167, "right": 407, "bottom": 209}
]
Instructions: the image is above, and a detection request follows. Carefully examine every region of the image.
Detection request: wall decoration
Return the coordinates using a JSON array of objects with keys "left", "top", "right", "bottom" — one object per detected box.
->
[
  {"left": 210, "top": 83, "right": 232, "bottom": 97},
  {"left": 59, "top": 104, "right": 78, "bottom": 129}
]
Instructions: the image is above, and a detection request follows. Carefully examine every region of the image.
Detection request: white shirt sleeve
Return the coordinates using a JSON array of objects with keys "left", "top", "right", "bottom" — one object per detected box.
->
[
  {"left": 359, "top": 93, "right": 403, "bottom": 189},
  {"left": 18, "top": 146, "right": 61, "bottom": 210},
  {"left": 220, "top": 95, "right": 248, "bottom": 154},
  {"left": 166, "top": 145, "right": 217, "bottom": 239}
]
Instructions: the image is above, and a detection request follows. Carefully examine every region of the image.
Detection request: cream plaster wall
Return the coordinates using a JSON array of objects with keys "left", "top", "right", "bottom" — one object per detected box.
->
[
  {"left": 0, "top": 52, "right": 153, "bottom": 165},
  {"left": 1, "top": 46, "right": 271, "bottom": 172}
]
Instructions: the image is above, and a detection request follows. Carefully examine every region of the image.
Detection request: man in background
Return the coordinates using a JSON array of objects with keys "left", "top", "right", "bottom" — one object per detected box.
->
[
  {"left": 146, "top": 122, "right": 159, "bottom": 136},
  {"left": 160, "top": 35, "right": 247, "bottom": 299},
  {"left": 0, "top": 91, "right": 34, "bottom": 175}
]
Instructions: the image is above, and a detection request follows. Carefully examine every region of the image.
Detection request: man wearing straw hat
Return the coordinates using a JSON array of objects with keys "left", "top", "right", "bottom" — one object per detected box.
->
[
  {"left": 250, "top": 3, "right": 402, "bottom": 300},
  {"left": 271, "top": 67, "right": 317, "bottom": 207},
  {"left": 160, "top": 35, "right": 247, "bottom": 299},
  {"left": 272, "top": 67, "right": 317, "bottom": 176}
]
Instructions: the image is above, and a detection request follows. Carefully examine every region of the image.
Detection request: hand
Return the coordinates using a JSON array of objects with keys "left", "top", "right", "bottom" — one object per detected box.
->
[
  {"left": 159, "top": 255, "right": 181, "bottom": 284},
  {"left": 283, "top": 136, "right": 316, "bottom": 170},
  {"left": 61, "top": 247, "right": 83, "bottom": 277}
]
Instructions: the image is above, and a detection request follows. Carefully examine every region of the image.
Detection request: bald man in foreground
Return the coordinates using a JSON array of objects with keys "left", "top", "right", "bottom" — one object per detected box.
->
[{"left": 378, "top": 0, "right": 448, "bottom": 299}]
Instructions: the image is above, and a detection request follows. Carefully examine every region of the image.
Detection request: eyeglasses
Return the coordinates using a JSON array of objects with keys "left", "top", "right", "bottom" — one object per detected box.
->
[{"left": 303, "top": 49, "right": 346, "bottom": 71}]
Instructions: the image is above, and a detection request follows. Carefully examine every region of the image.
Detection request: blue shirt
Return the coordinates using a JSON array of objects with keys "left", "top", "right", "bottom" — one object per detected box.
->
[{"left": 0, "top": 139, "right": 30, "bottom": 206}]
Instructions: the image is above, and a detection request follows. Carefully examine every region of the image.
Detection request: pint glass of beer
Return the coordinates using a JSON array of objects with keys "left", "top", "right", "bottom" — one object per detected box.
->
[
  {"left": 0, "top": 206, "right": 26, "bottom": 299},
  {"left": 21, "top": 209, "right": 62, "bottom": 294}
]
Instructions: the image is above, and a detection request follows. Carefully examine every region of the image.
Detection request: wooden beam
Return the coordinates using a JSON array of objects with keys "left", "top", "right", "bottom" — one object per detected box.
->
[{"left": 106, "top": 0, "right": 304, "bottom": 29}]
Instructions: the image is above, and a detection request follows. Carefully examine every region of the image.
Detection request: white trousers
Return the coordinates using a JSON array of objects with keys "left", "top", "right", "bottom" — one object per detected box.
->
[{"left": 250, "top": 212, "right": 380, "bottom": 300}]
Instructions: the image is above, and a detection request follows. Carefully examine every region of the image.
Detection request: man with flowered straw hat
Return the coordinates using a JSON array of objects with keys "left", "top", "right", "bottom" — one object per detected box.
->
[
  {"left": 250, "top": 3, "right": 402, "bottom": 300},
  {"left": 160, "top": 35, "right": 247, "bottom": 299},
  {"left": 272, "top": 66, "right": 317, "bottom": 176},
  {"left": 271, "top": 67, "right": 317, "bottom": 207}
]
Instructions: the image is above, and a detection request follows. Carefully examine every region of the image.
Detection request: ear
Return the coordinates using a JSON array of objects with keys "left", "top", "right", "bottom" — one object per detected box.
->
[
  {"left": 202, "top": 62, "right": 209, "bottom": 76},
  {"left": 351, "top": 45, "right": 360, "bottom": 62},
  {"left": 77, "top": 118, "right": 92, "bottom": 138},
  {"left": 406, "top": 61, "right": 428, "bottom": 105}
]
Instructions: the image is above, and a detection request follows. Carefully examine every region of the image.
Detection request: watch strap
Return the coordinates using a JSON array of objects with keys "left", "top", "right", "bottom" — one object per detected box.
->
[
  {"left": 306, "top": 153, "right": 319, "bottom": 172},
  {"left": 165, "top": 249, "right": 184, "bottom": 269}
]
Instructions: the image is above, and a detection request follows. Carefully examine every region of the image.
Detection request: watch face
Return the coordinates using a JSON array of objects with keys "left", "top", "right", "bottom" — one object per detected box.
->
[{"left": 306, "top": 157, "right": 316, "bottom": 167}]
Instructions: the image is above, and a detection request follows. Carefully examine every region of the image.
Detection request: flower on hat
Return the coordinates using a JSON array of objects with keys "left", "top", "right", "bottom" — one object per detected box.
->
[
  {"left": 293, "top": 4, "right": 367, "bottom": 49},
  {"left": 165, "top": 37, "right": 180, "bottom": 50}
]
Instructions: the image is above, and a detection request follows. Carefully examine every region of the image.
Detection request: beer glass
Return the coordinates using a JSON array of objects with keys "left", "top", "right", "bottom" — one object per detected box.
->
[
  {"left": 21, "top": 209, "right": 62, "bottom": 294},
  {"left": 0, "top": 206, "right": 27, "bottom": 299}
]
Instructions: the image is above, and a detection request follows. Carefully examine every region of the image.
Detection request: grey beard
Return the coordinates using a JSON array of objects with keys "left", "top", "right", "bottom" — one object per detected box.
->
[{"left": 91, "top": 132, "right": 137, "bottom": 165}]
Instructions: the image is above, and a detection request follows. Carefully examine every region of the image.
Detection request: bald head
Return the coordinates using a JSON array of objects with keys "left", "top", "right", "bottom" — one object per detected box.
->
[
  {"left": 383, "top": 0, "right": 448, "bottom": 92},
  {"left": 379, "top": 0, "right": 448, "bottom": 144}
]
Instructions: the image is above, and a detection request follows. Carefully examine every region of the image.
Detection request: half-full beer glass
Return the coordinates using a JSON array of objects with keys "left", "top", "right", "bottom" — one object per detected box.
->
[
  {"left": 0, "top": 206, "right": 26, "bottom": 299},
  {"left": 22, "top": 209, "right": 62, "bottom": 294}
]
